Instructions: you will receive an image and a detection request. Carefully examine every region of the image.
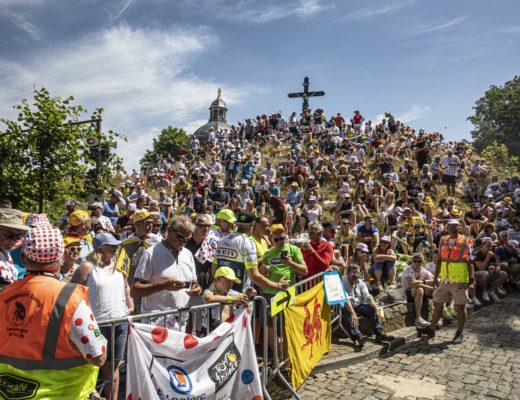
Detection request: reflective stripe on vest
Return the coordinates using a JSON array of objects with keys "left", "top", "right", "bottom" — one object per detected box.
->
[{"left": 0, "top": 283, "right": 86, "bottom": 371}]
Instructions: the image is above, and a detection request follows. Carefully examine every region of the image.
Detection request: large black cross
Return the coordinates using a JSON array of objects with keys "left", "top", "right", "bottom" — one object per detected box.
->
[{"left": 287, "top": 77, "right": 325, "bottom": 112}]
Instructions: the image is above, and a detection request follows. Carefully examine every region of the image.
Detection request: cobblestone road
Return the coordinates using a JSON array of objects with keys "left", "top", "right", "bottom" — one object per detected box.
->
[{"left": 297, "top": 292, "right": 520, "bottom": 400}]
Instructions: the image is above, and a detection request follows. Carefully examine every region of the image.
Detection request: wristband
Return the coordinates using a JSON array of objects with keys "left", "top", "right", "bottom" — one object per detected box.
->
[{"left": 227, "top": 295, "right": 233, "bottom": 304}]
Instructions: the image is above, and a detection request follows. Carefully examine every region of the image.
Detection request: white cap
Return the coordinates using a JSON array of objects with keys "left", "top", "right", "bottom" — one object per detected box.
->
[
  {"left": 447, "top": 219, "right": 460, "bottom": 225},
  {"left": 309, "top": 196, "right": 317, "bottom": 201},
  {"left": 356, "top": 243, "right": 369, "bottom": 253}
]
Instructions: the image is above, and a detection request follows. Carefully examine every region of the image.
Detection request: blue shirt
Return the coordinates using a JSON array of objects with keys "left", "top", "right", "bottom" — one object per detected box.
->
[
  {"left": 356, "top": 223, "right": 379, "bottom": 237},
  {"left": 103, "top": 201, "right": 119, "bottom": 227},
  {"left": 285, "top": 191, "right": 302, "bottom": 208}
]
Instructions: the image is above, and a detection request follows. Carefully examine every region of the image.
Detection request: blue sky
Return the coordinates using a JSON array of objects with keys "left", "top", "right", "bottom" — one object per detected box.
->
[{"left": 1, "top": 0, "right": 519, "bottom": 170}]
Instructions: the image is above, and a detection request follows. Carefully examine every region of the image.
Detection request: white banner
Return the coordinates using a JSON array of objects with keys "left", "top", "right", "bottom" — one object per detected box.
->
[{"left": 126, "top": 306, "right": 264, "bottom": 400}]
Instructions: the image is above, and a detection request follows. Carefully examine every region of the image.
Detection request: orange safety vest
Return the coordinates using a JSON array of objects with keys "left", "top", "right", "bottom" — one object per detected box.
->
[{"left": 438, "top": 234, "right": 470, "bottom": 283}]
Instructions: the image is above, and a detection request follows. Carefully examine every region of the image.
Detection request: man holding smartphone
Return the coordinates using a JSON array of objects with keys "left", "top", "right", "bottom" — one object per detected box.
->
[{"left": 131, "top": 216, "right": 202, "bottom": 331}]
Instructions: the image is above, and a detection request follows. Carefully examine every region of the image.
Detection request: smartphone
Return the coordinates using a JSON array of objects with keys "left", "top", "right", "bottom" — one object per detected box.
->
[{"left": 281, "top": 250, "right": 288, "bottom": 259}]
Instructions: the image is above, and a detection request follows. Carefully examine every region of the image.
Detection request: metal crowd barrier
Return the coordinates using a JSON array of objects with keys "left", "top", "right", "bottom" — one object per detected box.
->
[
  {"left": 266, "top": 271, "right": 350, "bottom": 400},
  {"left": 95, "top": 272, "right": 346, "bottom": 400},
  {"left": 97, "top": 299, "right": 273, "bottom": 400}
]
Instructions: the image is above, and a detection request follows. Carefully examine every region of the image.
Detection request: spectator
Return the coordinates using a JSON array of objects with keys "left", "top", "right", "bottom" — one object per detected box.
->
[
  {"left": 401, "top": 253, "right": 434, "bottom": 326},
  {"left": 301, "top": 221, "right": 334, "bottom": 279},
  {"left": 131, "top": 216, "right": 202, "bottom": 331},
  {"left": 370, "top": 235, "right": 397, "bottom": 290},
  {"left": 72, "top": 233, "right": 133, "bottom": 400},
  {"left": 342, "top": 264, "right": 395, "bottom": 348}
]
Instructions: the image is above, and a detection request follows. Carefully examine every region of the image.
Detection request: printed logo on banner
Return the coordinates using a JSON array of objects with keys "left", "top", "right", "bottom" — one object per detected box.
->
[
  {"left": 167, "top": 365, "right": 193, "bottom": 395},
  {"left": 207, "top": 341, "right": 241, "bottom": 392}
]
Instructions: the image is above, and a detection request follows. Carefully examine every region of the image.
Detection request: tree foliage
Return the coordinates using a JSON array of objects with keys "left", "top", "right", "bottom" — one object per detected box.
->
[
  {"left": 481, "top": 140, "right": 520, "bottom": 177},
  {"left": 139, "top": 126, "right": 189, "bottom": 169},
  {"left": 468, "top": 76, "right": 520, "bottom": 156},
  {"left": 0, "top": 88, "right": 126, "bottom": 212}
]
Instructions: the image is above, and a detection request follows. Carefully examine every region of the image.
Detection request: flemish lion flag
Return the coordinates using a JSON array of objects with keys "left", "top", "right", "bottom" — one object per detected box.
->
[{"left": 284, "top": 281, "right": 331, "bottom": 390}]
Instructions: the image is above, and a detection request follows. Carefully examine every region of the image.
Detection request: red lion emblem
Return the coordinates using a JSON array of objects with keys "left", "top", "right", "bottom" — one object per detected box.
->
[{"left": 301, "top": 298, "right": 322, "bottom": 358}]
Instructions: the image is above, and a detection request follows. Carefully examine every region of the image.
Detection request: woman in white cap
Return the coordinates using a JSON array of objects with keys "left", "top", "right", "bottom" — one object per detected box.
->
[
  {"left": 299, "top": 195, "right": 322, "bottom": 234},
  {"left": 72, "top": 233, "right": 133, "bottom": 400}
]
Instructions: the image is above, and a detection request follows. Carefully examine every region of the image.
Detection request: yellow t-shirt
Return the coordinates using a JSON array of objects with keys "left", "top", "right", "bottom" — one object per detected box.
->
[{"left": 250, "top": 234, "right": 269, "bottom": 259}]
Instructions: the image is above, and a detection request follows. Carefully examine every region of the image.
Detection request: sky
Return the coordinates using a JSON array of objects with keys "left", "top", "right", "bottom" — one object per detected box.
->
[{"left": 1, "top": 0, "right": 519, "bottom": 171}]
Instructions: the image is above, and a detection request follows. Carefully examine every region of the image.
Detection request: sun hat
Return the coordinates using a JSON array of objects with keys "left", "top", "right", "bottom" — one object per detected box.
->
[
  {"left": 93, "top": 233, "right": 122, "bottom": 249},
  {"left": 126, "top": 203, "right": 137, "bottom": 212},
  {"left": 69, "top": 210, "right": 91, "bottom": 227},
  {"left": 24, "top": 227, "right": 64, "bottom": 263},
  {"left": 0, "top": 209, "right": 30, "bottom": 231},
  {"left": 214, "top": 266, "right": 241, "bottom": 284},
  {"left": 90, "top": 202, "right": 103, "bottom": 209},
  {"left": 380, "top": 235, "right": 391, "bottom": 243},
  {"left": 216, "top": 209, "right": 237, "bottom": 224}
]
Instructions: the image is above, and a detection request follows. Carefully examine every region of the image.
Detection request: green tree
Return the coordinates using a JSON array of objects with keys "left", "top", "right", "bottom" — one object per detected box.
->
[
  {"left": 0, "top": 88, "right": 125, "bottom": 212},
  {"left": 481, "top": 141, "right": 519, "bottom": 177},
  {"left": 468, "top": 76, "right": 520, "bottom": 156},
  {"left": 139, "top": 126, "right": 189, "bottom": 168}
]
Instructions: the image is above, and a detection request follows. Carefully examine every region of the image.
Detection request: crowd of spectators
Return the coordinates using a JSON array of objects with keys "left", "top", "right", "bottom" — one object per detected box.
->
[{"left": 2, "top": 107, "right": 520, "bottom": 397}]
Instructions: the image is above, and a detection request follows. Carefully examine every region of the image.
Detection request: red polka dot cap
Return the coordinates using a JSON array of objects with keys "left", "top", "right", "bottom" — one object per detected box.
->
[
  {"left": 23, "top": 226, "right": 65, "bottom": 263},
  {"left": 25, "top": 214, "right": 52, "bottom": 228}
]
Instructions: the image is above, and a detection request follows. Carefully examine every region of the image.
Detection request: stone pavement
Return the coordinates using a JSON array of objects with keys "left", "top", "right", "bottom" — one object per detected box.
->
[{"left": 293, "top": 292, "right": 520, "bottom": 400}]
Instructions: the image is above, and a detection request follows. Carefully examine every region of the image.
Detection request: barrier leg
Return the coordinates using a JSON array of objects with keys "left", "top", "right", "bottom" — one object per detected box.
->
[{"left": 273, "top": 314, "right": 301, "bottom": 400}]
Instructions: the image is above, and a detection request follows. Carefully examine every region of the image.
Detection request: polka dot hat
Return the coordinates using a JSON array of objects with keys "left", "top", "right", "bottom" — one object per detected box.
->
[
  {"left": 25, "top": 213, "right": 52, "bottom": 228},
  {"left": 24, "top": 226, "right": 65, "bottom": 263}
]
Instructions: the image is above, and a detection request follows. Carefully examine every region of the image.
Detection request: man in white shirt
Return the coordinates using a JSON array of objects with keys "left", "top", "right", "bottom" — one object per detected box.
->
[{"left": 131, "top": 216, "right": 202, "bottom": 331}]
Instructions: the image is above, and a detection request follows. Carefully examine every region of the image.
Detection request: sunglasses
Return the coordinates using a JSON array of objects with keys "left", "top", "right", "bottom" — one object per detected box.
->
[
  {"left": 0, "top": 229, "right": 25, "bottom": 241},
  {"left": 412, "top": 259, "right": 421, "bottom": 264},
  {"left": 173, "top": 229, "right": 192, "bottom": 242},
  {"left": 273, "top": 236, "right": 286, "bottom": 243},
  {"left": 196, "top": 224, "right": 211, "bottom": 229},
  {"left": 67, "top": 246, "right": 81, "bottom": 252},
  {"left": 143, "top": 220, "right": 154, "bottom": 226}
]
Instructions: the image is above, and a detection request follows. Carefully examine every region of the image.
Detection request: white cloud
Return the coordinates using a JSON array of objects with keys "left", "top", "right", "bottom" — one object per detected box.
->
[
  {"left": 346, "top": 0, "right": 413, "bottom": 20},
  {"left": 396, "top": 104, "right": 430, "bottom": 123},
  {"left": 216, "top": 0, "right": 333, "bottom": 24},
  {"left": 412, "top": 15, "right": 467, "bottom": 35},
  {"left": 0, "top": 25, "right": 250, "bottom": 170}
]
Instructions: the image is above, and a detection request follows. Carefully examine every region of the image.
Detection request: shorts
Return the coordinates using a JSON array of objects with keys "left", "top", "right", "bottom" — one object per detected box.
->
[
  {"left": 405, "top": 287, "right": 432, "bottom": 303},
  {"left": 432, "top": 281, "right": 470, "bottom": 306},
  {"left": 442, "top": 174, "right": 456, "bottom": 184},
  {"left": 100, "top": 322, "right": 129, "bottom": 362}
]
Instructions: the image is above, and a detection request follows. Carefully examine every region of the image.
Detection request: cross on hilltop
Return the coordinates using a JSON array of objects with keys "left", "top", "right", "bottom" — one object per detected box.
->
[{"left": 288, "top": 77, "right": 325, "bottom": 112}]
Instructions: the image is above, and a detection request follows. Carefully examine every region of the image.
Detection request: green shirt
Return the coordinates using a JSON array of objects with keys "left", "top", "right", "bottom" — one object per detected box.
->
[{"left": 263, "top": 244, "right": 305, "bottom": 295}]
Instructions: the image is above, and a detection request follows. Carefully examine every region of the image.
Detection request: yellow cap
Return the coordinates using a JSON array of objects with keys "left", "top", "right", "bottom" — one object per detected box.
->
[
  {"left": 63, "top": 237, "right": 81, "bottom": 247},
  {"left": 134, "top": 210, "right": 152, "bottom": 222},
  {"left": 214, "top": 267, "right": 241, "bottom": 284},
  {"left": 216, "top": 209, "right": 236, "bottom": 224},
  {"left": 69, "top": 210, "right": 91, "bottom": 227}
]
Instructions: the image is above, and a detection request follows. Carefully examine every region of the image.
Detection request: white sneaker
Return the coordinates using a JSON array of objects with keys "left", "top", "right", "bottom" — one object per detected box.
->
[
  {"left": 489, "top": 291, "right": 501, "bottom": 303},
  {"left": 482, "top": 291, "right": 490, "bottom": 302},
  {"left": 415, "top": 317, "right": 430, "bottom": 327},
  {"left": 436, "top": 320, "right": 443, "bottom": 329},
  {"left": 472, "top": 297, "right": 482, "bottom": 307}
]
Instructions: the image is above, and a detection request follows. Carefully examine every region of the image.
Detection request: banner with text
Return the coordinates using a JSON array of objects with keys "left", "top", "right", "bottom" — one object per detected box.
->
[{"left": 126, "top": 307, "right": 263, "bottom": 400}]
